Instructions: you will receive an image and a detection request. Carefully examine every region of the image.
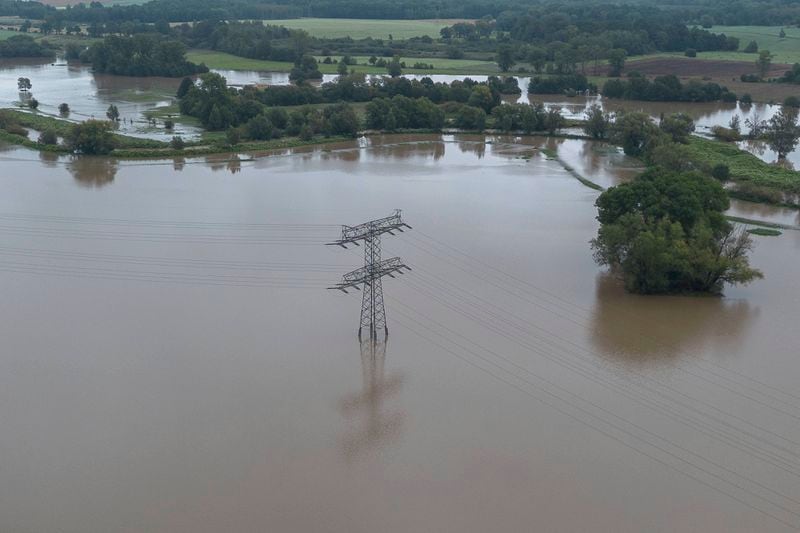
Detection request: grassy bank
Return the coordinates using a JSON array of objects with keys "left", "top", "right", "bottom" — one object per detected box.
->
[
  {"left": 685, "top": 137, "right": 800, "bottom": 199},
  {"left": 187, "top": 49, "right": 499, "bottom": 75}
]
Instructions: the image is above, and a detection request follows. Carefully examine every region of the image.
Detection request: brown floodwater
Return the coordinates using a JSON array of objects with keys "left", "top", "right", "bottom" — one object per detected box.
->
[{"left": 0, "top": 135, "right": 799, "bottom": 533}]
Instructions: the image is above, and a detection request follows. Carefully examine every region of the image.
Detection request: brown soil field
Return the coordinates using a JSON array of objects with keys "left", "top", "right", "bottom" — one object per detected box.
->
[{"left": 588, "top": 57, "right": 790, "bottom": 79}]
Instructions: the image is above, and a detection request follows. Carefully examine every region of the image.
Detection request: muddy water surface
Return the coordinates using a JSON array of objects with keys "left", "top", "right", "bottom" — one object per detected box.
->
[{"left": 0, "top": 135, "right": 799, "bottom": 533}]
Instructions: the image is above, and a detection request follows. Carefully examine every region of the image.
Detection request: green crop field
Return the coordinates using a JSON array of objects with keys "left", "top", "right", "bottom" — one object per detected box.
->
[
  {"left": 261, "top": 18, "right": 465, "bottom": 39},
  {"left": 707, "top": 25, "right": 800, "bottom": 64},
  {"left": 188, "top": 49, "right": 498, "bottom": 75}
]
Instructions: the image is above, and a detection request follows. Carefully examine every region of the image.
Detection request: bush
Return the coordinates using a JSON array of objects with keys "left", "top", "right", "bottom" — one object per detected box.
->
[
  {"left": 741, "top": 93, "right": 753, "bottom": 105},
  {"left": 783, "top": 96, "right": 800, "bottom": 108},
  {"left": 225, "top": 127, "right": 242, "bottom": 146},
  {"left": 67, "top": 120, "right": 117, "bottom": 154},
  {"left": 710, "top": 125, "right": 742, "bottom": 142},
  {"left": 58, "top": 103, "right": 70, "bottom": 116},
  {"left": 38, "top": 129, "right": 58, "bottom": 145},
  {"left": 721, "top": 91, "right": 738, "bottom": 103},
  {"left": 170, "top": 136, "right": 185, "bottom": 150},
  {"left": 27, "top": 97, "right": 39, "bottom": 110},
  {"left": 740, "top": 73, "right": 761, "bottom": 83},
  {"left": 685, "top": 48, "right": 697, "bottom": 57},
  {"left": 164, "top": 119, "right": 174, "bottom": 130},
  {"left": 711, "top": 163, "right": 730, "bottom": 181},
  {"left": 4, "top": 123, "right": 28, "bottom": 137}
]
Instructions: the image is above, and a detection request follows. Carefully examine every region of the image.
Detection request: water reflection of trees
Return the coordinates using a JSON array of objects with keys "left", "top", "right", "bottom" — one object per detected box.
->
[
  {"left": 589, "top": 274, "right": 757, "bottom": 363},
  {"left": 67, "top": 156, "right": 119, "bottom": 187},
  {"left": 456, "top": 139, "right": 486, "bottom": 158},
  {"left": 339, "top": 339, "right": 405, "bottom": 460},
  {"left": 38, "top": 150, "right": 59, "bottom": 168}
]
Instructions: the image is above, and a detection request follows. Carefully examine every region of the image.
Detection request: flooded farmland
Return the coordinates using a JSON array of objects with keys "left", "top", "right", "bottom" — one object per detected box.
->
[
  {"left": 2, "top": 59, "right": 796, "bottom": 165},
  {"left": 0, "top": 134, "right": 799, "bottom": 533}
]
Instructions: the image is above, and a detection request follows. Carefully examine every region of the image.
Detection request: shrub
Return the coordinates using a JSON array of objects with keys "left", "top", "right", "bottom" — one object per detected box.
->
[
  {"left": 783, "top": 96, "right": 800, "bottom": 108},
  {"left": 721, "top": 91, "right": 738, "bottom": 103},
  {"left": 741, "top": 93, "right": 753, "bottom": 105},
  {"left": 67, "top": 120, "right": 117, "bottom": 154},
  {"left": 58, "top": 102, "right": 70, "bottom": 116},
  {"left": 711, "top": 163, "right": 730, "bottom": 181},
  {"left": 164, "top": 119, "right": 174, "bottom": 130},
  {"left": 38, "top": 129, "right": 58, "bottom": 145},
  {"left": 170, "top": 136, "right": 185, "bottom": 150},
  {"left": 711, "top": 125, "right": 742, "bottom": 142},
  {"left": 27, "top": 97, "right": 39, "bottom": 109},
  {"left": 4, "top": 123, "right": 28, "bottom": 137},
  {"left": 685, "top": 48, "right": 697, "bottom": 57}
]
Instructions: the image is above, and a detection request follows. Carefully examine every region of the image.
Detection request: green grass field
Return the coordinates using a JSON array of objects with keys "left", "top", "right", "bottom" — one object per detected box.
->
[
  {"left": 708, "top": 25, "right": 800, "bottom": 64},
  {"left": 188, "top": 49, "right": 499, "bottom": 75},
  {"left": 261, "top": 18, "right": 464, "bottom": 39},
  {"left": 0, "top": 29, "right": 18, "bottom": 40}
]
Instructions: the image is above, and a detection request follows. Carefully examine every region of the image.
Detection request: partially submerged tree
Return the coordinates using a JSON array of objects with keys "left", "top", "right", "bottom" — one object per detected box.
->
[
  {"left": 764, "top": 106, "right": 800, "bottom": 160},
  {"left": 583, "top": 104, "right": 609, "bottom": 139},
  {"left": 17, "top": 77, "right": 31, "bottom": 92},
  {"left": 67, "top": 120, "right": 117, "bottom": 155},
  {"left": 591, "top": 167, "right": 762, "bottom": 294}
]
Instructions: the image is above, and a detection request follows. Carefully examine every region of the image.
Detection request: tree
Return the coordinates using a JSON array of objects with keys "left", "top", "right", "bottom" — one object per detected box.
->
[
  {"left": 610, "top": 112, "right": 661, "bottom": 156},
  {"left": 756, "top": 50, "right": 774, "bottom": 78},
  {"left": 764, "top": 107, "right": 800, "bottom": 160},
  {"left": 17, "top": 77, "right": 31, "bottom": 92},
  {"left": 27, "top": 98, "right": 39, "bottom": 110},
  {"left": 453, "top": 105, "right": 486, "bottom": 130},
  {"left": 38, "top": 129, "right": 58, "bottom": 145},
  {"left": 245, "top": 115, "right": 274, "bottom": 140},
  {"left": 466, "top": 85, "right": 494, "bottom": 112},
  {"left": 176, "top": 77, "right": 194, "bottom": 98},
  {"left": 170, "top": 136, "right": 185, "bottom": 150},
  {"left": 337, "top": 60, "right": 348, "bottom": 76},
  {"left": 58, "top": 103, "right": 70, "bottom": 116},
  {"left": 106, "top": 104, "right": 120, "bottom": 121},
  {"left": 608, "top": 48, "right": 627, "bottom": 77},
  {"left": 743, "top": 40, "right": 758, "bottom": 53},
  {"left": 583, "top": 104, "right": 609, "bottom": 139},
  {"left": 225, "top": 127, "right": 241, "bottom": 146},
  {"left": 779, "top": 28, "right": 786, "bottom": 38},
  {"left": 659, "top": 113, "right": 695, "bottom": 143},
  {"left": 497, "top": 45, "right": 515, "bottom": 72},
  {"left": 591, "top": 167, "right": 761, "bottom": 294},
  {"left": 67, "top": 120, "right": 117, "bottom": 155},
  {"left": 386, "top": 56, "right": 402, "bottom": 77}
]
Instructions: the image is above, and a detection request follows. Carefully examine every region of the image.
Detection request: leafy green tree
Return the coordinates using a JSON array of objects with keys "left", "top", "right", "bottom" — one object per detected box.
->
[
  {"left": 386, "top": 56, "right": 402, "bottom": 77},
  {"left": 17, "top": 77, "right": 31, "bottom": 92},
  {"left": 607, "top": 48, "right": 627, "bottom": 77},
  {"left": 58, "top": 103, "right": 70, "bottom": 116},
  {"left": 467, "top": 85, "right": 494, "bottom": 112},
  {"left": 106, "top": 104, "right": 120, "bottom": 121},
  {"left": 610, "top": 112, "right": 661, "bottom": 156},
  {"left": 659, "top": 113, "right": 695, "bottom": 143},
  {"left": 496, "top": 45, "right": 515, "bottom": 72},
  {"left": 243, "top": 115, "right": 271, "bottom": 140},
  {"left": 453, "top": 104, "right": 486, "bottom": 130},
  {"left": 591, "top": 167, "right": 761, "bottom": 294},
  {"left": 177, "top": 77, "right": 194, "bottom": 98},
  {"left": 225, "top": 127, "right": 241, "bottom": 146},
  {"left": 756, "top": 50, "right": 774, "bottom": 78},
  {"left": 583, "top": 104, "right": 609, "bottom": 139},
  {"left": 289, "top": 55, "right": 322, "bottom": 84},
  {"left": 38, "top": 129, "right": 58, "bottom": 145},
  {"left": 323, "top": 103, "right": 360, "bottom": 137},
  {"left": 743, "top": 40, "right": 758, "bottom": 53},
  {"left": 67, "top": 120, "right": 117, "bottom": 155},
  {"left": 764, "top": 106, "right": 800, "bottom": 160},
  {"left": 170, "top": 136, "right": 185, "bottom": 150}
]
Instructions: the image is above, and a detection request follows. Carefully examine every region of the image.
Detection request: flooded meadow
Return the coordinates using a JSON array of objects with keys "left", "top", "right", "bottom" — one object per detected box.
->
[{"left": 0, "top": 133, "right": 799, "bottom": 532}]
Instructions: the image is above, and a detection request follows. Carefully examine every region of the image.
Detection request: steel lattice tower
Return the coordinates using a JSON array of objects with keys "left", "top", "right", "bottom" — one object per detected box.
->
[{"left": 327, "top": 210, "right": 411, "bottom": 340}]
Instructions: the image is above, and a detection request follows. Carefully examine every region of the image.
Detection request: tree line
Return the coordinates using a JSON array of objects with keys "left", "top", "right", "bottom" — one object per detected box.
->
[{"left": 80, "top": 34, "right": 208, "bottom": 77}]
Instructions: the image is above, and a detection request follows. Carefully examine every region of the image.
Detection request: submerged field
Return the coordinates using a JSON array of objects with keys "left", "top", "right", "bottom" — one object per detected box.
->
[
  {"left": 259, "top": 17, "right": 466, "bottom": 39},
  {"left": 187, "top": 49, "right": 499, "bottom": 75}
]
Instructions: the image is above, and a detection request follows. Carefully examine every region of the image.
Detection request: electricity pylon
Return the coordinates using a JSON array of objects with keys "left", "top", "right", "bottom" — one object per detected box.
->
[{"left": 327, "top": 210, "right": 411, "bottom": 340}]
